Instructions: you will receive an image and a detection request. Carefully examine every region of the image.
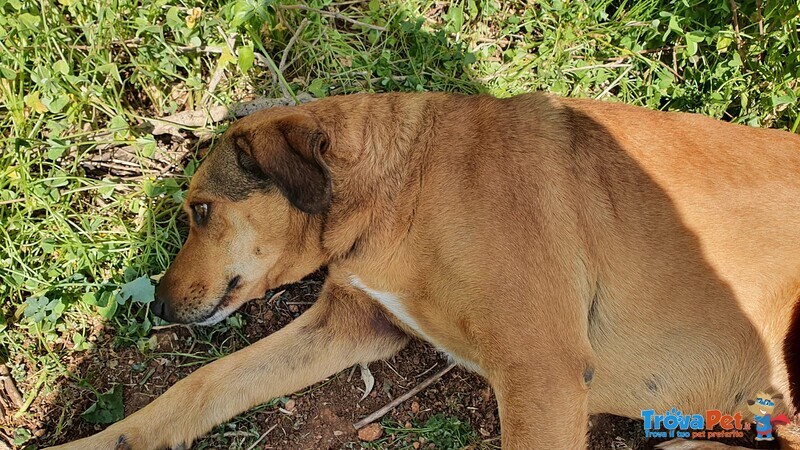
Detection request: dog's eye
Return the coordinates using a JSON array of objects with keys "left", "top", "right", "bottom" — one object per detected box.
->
[{"left": 192, "top": 203, "right": 209, "bottom": 225}]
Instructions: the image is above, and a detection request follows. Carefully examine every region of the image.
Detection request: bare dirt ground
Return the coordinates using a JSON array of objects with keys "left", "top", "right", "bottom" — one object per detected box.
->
[{"left": 13, "top": 273, "right": 777, "bottom": 449}]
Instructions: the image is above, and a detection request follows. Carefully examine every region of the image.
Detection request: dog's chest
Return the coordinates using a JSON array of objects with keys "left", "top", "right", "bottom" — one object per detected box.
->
[
  {"left": 349, "top": 275, "right": 482, "bottom": 374},
  {"left": 349, "top": 276, "right": 428, "bottom": 338}
]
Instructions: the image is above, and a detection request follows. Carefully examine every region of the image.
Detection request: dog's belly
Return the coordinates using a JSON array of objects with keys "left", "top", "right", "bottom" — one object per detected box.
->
[{"left": 349, "top": 275, "right": 484, "bottom": 374}]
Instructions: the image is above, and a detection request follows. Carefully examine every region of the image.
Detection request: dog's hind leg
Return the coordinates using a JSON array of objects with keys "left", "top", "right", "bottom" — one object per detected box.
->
[{"left": 47, "top": 282, "right": 409, "bottom": 450}]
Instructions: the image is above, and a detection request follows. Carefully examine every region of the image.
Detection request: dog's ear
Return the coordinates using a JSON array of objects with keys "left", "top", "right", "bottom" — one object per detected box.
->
[{"left": 232, "top": 114, "right": 332, "bottom": 214}]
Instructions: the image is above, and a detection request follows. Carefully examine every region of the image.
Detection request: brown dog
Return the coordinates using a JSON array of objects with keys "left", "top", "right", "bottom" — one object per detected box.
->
[{"left": 51, "top": 92, "right": 800, "bottom": 449}]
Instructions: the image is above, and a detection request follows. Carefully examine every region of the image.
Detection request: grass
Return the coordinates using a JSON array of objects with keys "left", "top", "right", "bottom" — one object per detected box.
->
[{"left": 1, "top": 0, "right": 798, "bottom": 448}]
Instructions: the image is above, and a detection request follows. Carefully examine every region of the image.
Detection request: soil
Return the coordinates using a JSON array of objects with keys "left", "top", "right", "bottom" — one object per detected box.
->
[{"left": 13, "top": 274, "right": 781, "bottom": 450}]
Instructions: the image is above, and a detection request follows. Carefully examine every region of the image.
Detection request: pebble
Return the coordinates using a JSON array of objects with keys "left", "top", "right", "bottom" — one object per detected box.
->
[{"left": 357, "top": 423, "right": 383, "bottom": 442}]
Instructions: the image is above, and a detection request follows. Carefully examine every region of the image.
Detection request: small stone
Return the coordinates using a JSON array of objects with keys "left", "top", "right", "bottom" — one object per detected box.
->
[
  {"left": 413, "top": 442, "right": 420, "bottom": 449},
  {"left": 333, "top": 430, "right": 344, "bottom": 436},
  {"left": 285, "top": 399, "right": 296, "bottom": 410},
  {"left": 357, "top": 423, "right": 383, "bottom": 442},
  {"left": 404, "top": 421, "right": 412, "bottom": 429},
  {"left": 289, "top": 304, "right": 299, "bottom": 313},
  {"left": 411, "top": 401, "right": 420, "bottom": 415}
]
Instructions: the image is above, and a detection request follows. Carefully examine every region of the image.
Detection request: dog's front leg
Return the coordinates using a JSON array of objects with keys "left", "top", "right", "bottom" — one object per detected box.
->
[
  {"left": 492, "top": 351, "right": 592, "bottom": 449},
  {"left": 486, "top": 286, "right": 595, "bottom": 450},
  {"left": 48, "top": 283, "right": 409, "bottom": 450}
]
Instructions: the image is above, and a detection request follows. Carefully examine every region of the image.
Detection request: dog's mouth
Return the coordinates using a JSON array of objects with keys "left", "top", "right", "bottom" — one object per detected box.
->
[
  {"left": 194, "top": 292, "right": 269, "bottom": 326},
  {"left": 194, "top": 293, "right": 236, "bottom": 326}
]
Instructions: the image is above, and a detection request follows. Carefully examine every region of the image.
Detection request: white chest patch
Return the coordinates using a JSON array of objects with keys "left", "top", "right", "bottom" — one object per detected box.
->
[
  {"left": 349, "top": 276, "right": 430, "bottom": 340},
  {"left": 349, "top": 275, "right": 484, "bottom": 375}
]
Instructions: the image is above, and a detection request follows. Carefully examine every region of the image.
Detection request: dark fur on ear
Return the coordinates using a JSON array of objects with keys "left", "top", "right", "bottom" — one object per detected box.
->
[{"left": 231, "top": 114, "right": 332, "bottom": 214}]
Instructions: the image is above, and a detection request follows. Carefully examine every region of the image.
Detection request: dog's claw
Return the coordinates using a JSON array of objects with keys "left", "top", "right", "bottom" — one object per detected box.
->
[
  {"left": 173, "top": 443, "right": 187, "bottom": 450},
  {"left": 114, "top": 435, "right": 131, "bottom": 450}
]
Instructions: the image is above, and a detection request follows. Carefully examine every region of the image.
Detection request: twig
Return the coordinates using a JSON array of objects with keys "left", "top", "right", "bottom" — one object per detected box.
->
[
  {"left": 279, "top": 4, "right": 387, "bottom": 32},
  {"left": 727, "top": 0, "right": 749, "bottom": 68},
  {"left": 204, "top": 28, "right": 237, "bottom": 102},
  {"left": 596, "top": 66, "right": 632, "bottom": 99},
  {"left": 245, "top": 424, "right": 277, "bottom": 450},
  {"left": 756, "top": 0, "right": 764, "bottom": 35},
  {"left": 144, "top": 94, "right": 313, "bottom": 137},
  {"left": 0, "top": 198, "right": 26, "bottom": 206},
  {"left": 150, "top": 323, "right": 191, "bottom": 332},
  {"left": 254, "top": 52, "right": 293, "bottom": 99},
  {"left": 0, "top": 364, "right": 23, "bottom": 409},
  {"left": 562, "top": 62, "right": 631, "bottom": 73},
  {"left": 280, "top": 18, "right": 309, "bottom": 73},
  {"left": 353, "top": 363, "right": 456, "bottom": 430}
]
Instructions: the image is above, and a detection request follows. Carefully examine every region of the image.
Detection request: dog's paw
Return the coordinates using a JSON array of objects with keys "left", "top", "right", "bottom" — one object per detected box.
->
[{"left": 45, "top": 430, "right": 150, "bottom": 450}]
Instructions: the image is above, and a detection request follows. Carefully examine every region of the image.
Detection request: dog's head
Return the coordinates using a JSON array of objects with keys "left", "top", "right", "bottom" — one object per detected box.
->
[{"left": 152, "top": 108, "right": 332, "bottom": 324}]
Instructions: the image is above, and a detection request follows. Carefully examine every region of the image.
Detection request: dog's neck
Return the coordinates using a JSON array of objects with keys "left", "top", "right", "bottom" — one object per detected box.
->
[{"left": 313, "top": 93, "right": 439, "bottom": 265}]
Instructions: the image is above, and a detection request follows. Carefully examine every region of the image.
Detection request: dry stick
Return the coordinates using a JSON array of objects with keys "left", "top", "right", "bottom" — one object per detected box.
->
[
  {"left": 278, "top": 4, "right": 387, "bottom": 32},
  {"left": 280, "top": 18, "right": 309, "bottom": 73},
  {"left": 254, "top": 53, "right": 293, "bottom": 99},
  {"left": 244, "top": 424, "right": 277, "bottom": 450},
  {"left": 0, "top": 364, "right": 23, "bottom": 409},
  {"left": 727, "top": 0, "right": 749, "bottom": 69},
  {"left": 146, "top": 95, "right": 313, "bottom": 137},
  {"left": 80, "top": 96, "right": 313, "bottom": 160},
  {"left": 353, "top": 363, "right": 456, "bottom": 430},
  {"left": 204, "top": 28, "right": 237, "bottom": 102}
]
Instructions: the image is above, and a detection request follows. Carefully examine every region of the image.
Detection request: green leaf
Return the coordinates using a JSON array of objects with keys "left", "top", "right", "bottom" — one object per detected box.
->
[
  {"left": 0, "top": 65, "right": 17, "bottom": 79},
  {"left": 136, "top": 136, "right": 157, "bottom": 158},
  {"left": 686, "top": 38, "right": 698, "bottom": 56},
  {"left": 48, "top": 94, "right": 70, "bottom": 113},
  {"left": 97, "top": 292, "right": 119, "bottom": 319},
  {"left": 46, "top": 141, "right": 67, "bottom": 160},
  {"left": 447, "top": 5, "right": 463, "bottom": 32},
  {"left": 238, "top": 46, "right": 254, "bottom": 72},
  {"left": 81, "top": 385, "right": 124, "bottom": 424},
  {"left": 18, "top": 13, "right": 40, "bottom": 30},
  {"left": 686, "top": 31, "right": 704, "bottom": 56},
  {"left": 98, "top": 63, "right": 122, "bottom": 84},
  {"left": 166, "top": 6, "right": 182, "bottom": 29},
  {"left": 73, "top": 332, "right": 88, "bottom": 350},
  {"left": 668, "top": 15, "right": 682, "bottom": 35},
  {"left": 108, "top": 115, "right": 128, "bottom": 131},
  {"left": 13, "top": 428, "right": 31, "bottom": 446},
  {"left": 716, "top": 35, "right": 733, "bottom": 53},
  {"left": 81, "top": 292, "right": 98, "bottom": 306},
  {"left": 120, "top": 276, "right": 155, "bottom": 304},
  {"left": 53, "top": 59, "right": 69, "bottom": 75},
  {"left": 308, "top": 78, "right": 328, "bottom": 98}
]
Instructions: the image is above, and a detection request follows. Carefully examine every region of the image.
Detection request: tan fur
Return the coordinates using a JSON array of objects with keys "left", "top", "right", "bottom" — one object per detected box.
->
[{"left": 50, "top": 92, "right": 800, "bottom": 449}]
